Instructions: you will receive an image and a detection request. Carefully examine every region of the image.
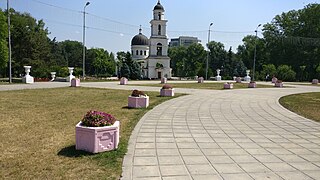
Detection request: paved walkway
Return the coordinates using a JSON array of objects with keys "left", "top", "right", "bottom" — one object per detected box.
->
[{"left": 1, "top": 81, "right": 320, "bottom": 179}]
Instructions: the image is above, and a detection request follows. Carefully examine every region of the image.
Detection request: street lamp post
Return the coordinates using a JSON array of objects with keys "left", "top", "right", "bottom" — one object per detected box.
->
[
  {"left": 206, "top": 22, "right": 213, "bottom": 80},
  {"left": 82, "top": 2, "right": 90, "bottom": 79},
  {"left": 7, "top": 0, "right": 12, "bottom": 83},
  {"left": 253, "top": 24, "right": 261, "bottom": 81}
]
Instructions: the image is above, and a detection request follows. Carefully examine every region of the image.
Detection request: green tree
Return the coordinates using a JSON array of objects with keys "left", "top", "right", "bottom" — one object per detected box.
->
[
  {"left": 208, "top": 41, "right": 227, "bottom": 76},
  {"left": 0, "top": 9, "right": 8, "bottom": 76},
  {"left": 276, "top": 65, "right": 296, "bottom": 81}
]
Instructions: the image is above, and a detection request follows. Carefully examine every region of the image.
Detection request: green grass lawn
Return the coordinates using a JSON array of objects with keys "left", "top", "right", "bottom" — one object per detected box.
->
[
  {"left": 131, "top": 82, "right": 274, "bottom": 90},
  {"left": 0, "top": 87, "right": 182, "bottom": 179},
  {"left": 279, "top": 92, "right": 320, "bottom": 122}
]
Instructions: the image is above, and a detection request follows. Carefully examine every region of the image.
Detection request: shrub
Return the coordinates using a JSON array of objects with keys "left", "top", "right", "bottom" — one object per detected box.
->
[
  {"left": 81, "top": 110, "right": 117, "bottom": 127},
  {"left": 162, "top": 84, "right": 173, "bottom": 89},
  {"left": 276, "top": 65, "right": 296, "bottom": 81},
  {"left": 131, "top": 89, "right": 146, "bottom": 97}
]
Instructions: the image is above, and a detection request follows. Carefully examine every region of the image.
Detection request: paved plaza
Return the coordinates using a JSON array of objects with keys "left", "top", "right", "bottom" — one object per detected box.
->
[{"left": 1, "top": 81, "right": 320, "bottom": 179}]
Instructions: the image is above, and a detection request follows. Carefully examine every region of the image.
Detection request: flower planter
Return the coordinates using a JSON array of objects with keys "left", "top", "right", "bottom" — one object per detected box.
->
[
  {"left": 235, "top": 77, "right": 241, "bottom": 83},
  {"left": 312, "top": 79, "right": 319, "bottom": 85},
  {"left": 161, "top": 77, "right": 167, "bottom": 84},
  {"left": 71, "top": 79, "right": 80, "bottom": 87},
  {"left": 128, "top": 96, "right": 149, "bottom": 108},
  {"left": 224, "top": 83, "right": 233, "bottom": 89},
  {"left": 120, "top": 77, "right": 128, "bottom": 85},
  {"left": 272, "top": 77, "right": 278, "bottom": 83},
  {"left": 75, "top": 121, "right": 120, "bottom": 153},
  {"left": 160, "top": 88, "right": 174, "bottom": 97},
  {"left": 198, "top": 77, "right": 204, "bottom": 83},
  {"left": 275, "top": 82, "right": 283, "bottom": 88},
  {"left": 248, "top": 82, "right": 256, "bottom": 88}
]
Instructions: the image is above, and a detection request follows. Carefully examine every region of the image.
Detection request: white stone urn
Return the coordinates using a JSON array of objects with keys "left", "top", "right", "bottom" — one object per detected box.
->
[
  {"left": 244, "top": 70, "right": 251, "bottom": 82},
  {"left": 22, "top": 66, "right": 34, "bottom": 84},
  {"left": 66, "top": 67, "right": 75, "bottom": 82},
  {"left": 216, "top": 69, "right": 221, "bottom": 81},
  {"left": 50, "top": 72, "right": 56, "bottom": 81}
]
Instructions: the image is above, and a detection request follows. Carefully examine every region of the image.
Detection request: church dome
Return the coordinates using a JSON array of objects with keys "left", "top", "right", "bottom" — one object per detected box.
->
[
  {"left": 131, "top": 29, "right": 149, "bottom": 46},
  {"left": 154, "top": 1, "right": 164, "bottom": 11}
]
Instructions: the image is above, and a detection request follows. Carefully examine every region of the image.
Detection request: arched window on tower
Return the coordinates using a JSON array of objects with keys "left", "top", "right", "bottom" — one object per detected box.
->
[
  {"left": 158, "top": 25, "right": 161, "bottom": 35},
  {"left": 136, "top": 50, "right": 139, "bottom": 55},
  {"left": 157, "top": 43, "right": 162, "bottom": 56},
  {"left": 140, "top": 50, "right": 143, "bottom": 55},
  {"left": 144, "top": 51, "right": 147, "bottom": 56},
  {"left": 158, "top": 12, "right": 161, "bottom": 20}
]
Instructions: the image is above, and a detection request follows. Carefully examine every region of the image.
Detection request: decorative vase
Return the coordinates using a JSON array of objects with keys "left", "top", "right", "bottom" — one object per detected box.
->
[
  {"left": 275, "top": 82, "right": 283, "bottom": 87},
  {"left": 161, "top": 77, "right": 167, "bottom": 84},
  {"left": 22, "top": 66, "right": 34, "bottom": 84},
  {"left": 75, "top": 121, "right": 120, "bottom": 153},
  {"left": 160, "top": 88, "right": 174, "bottom": 97},
  {"left": 120, "top": 77, "right": 128, "bottom": 85},
  {"left": 66, "top": 67, "right": 75, "bottom": 82},
  {"left": 198, "top": 77, "right": 204, "bottom": 83},
  {"left": 50, "top": 72, "right": 56, "bottom": 81},
  {"left": 312, "top": 79, "right": 319, "bottom": 85},
  {"left": 128, "top": 96, "right": 149, "bottom": 108},
  {"left": 248, "top": 82, "right": 256, "bottom": 88},
  {"left": 244, "top": 70, "right": 251, "bottom": 82},
  {"left": 71, "top": 78, "right": 80, "bottom": 87},
  {"left": 224, "top": 83, "right": 233, "bottom": 89}
]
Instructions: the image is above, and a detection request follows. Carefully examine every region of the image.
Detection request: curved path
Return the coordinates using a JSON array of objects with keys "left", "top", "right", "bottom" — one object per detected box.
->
[{"left": 1, "top": 81, "right": 320, "bottom": 179}]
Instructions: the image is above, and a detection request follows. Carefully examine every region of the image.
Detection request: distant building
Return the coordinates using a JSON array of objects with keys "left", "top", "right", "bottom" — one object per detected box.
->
[{"left": 169, "top": 36, "right": 201, "bottom": 47}]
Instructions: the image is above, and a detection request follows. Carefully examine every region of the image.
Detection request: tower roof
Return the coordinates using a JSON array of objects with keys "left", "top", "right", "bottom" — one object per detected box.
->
[
  {"left": 131, "top": 27, "right": 149, "bottom": 46},
  {"left": 154, "top": 0, "right": 164, "bottom": 11}
]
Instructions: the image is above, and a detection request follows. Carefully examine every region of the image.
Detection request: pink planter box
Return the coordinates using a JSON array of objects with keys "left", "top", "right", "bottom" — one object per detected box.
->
[
  {"left": 75, "top": 121, "right": 120, "bottom": 153},
  {"left": 198, "top": 77, "right": 204, "bottom": 83},
  {"left": 160, "top": 89, "right": 174, "bottom": 97},
  {"left": 224, "top": 83, "right": 233, "bottom": 89},
  {"left": 275, "top": 82, "right": 283, "bottom": 87},
  {"left": 248, "top": 82, "right": 256, "bottom": 88},
  {"left": 235, "top": 77, "right": 242, "bottom": 83},
  {"left": 312, "top": 79, "right": 319, "bottom": 84},
  {"left": 161, "top": 77, "right": 167, "bottom": 84},
  {"left": 128, "top": 96, "right": 149, "bottom": 108},
  {"left": 272, "top": 77, "right": 278, "bottom": 83},
  {"left": 71, "top": 79, "right": 80, "bottom": 87},
  {"left": 120, "top": 78, "right": 128, "bottom": 85}
]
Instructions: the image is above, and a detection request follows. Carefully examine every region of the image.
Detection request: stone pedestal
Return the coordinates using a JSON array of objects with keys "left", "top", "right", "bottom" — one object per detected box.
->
[
  {"left": 216, "top": 69, "right": 222, "bottom": 81},
  {"left": 161, "top": 77, "right": 167, "bottom": 84},
  {"left": 120, "top": 77, "right": 128, "bottom": 85},
  {"left": 22, "top": 66, "right": 34, "bottom": 84},
  {"left": 71, "top": 78, "right": 80, "bottom": 87},
  {"left": 50, "top": 72, "right": 56, "bottom": 81},
  {"left": 198, "top": 77, "right": 204, "bottom": 83},
  {"left": 224, "top": 83, "right": 233, "bottom": 89},
  {"left": 312, "top": 79, "right": 319, "bottom": 85},
  {"left": 66, "top": 67, "right": 75, "bottom": 82},
  {"left": 275, "top": 82, "right": 283, "bottom": 88},
  {"left": 160, "top": 89, "right": 174, "bottom": 97},
  {"left": 244, "top": 70, "right": 251, "bottom": 82},
  {"left": 248, "top": 82, "right": 257, "bottom": 88},
  {"left": 272, "top": 77, "right": 278, "bottom": 83},
  {"left": 235, "top": 77, "right": 241, "bottom": 83},
  {"left": 128, "top": 96, "right": 149, "bottom": 108}
]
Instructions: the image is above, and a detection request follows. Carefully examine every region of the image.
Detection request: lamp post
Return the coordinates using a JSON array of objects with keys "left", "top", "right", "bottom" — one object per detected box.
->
[
  {"left": 7, "top": 0, "right": 12, "bottom": 83},
  {"left": 82, "top": 2, "right": 90, "bottom": 79},
  {"left": 206, "top": 22, "right": 213, "bottom": 80},
  {"left": 253, "top": 24, "right": 261, "bottom": 81}
]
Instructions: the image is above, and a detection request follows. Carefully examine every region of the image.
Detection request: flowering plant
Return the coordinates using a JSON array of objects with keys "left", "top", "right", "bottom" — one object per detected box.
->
[
  {"left": 81, "top": 110, "right": 117, "bottom": 127},
  {"left": 131, "top": 89, "right": 146, "bottom": 97},
  {"left": 162, "top": 84, "right": 173, "bottom": 89},
  {"left": 276, "top": 80, "right": 282, "bottom": 83}
]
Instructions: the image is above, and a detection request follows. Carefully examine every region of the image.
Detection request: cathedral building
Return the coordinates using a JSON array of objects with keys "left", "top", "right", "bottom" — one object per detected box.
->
[{"left": 131, "top": 0, "right": 172, "bottom": 79}]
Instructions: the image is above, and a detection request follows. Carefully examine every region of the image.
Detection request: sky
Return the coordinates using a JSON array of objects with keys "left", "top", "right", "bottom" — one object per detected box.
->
[{"left": 1, "top": 0, "right": 319, "bottom": 54}]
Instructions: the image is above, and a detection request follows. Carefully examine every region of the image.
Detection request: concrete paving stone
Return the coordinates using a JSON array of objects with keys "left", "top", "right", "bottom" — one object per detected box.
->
[
  {"left": 136, "top": 137, "right": 156, "bottom": 143},
  {"left": 192, "top": 133, "right": 211, "bottom": 138},
  {"left": 289, "top": 148, "right": 314, "bottom": 155},
  {"left": 157, "top": 148, "right": 180, "bottom": 156},
  {"left": 134, "top": 157, "right": 158, "bottom": 166},
  {"left": 263, "top": 162, "right": 296, "bottom": 172},
  {"left": 158, "top": 156, "right": 184, "bottom": 165},
  {"left": 221, "top": 173, "right": 253, "bottom": 180},
  {"left": 245, "top": 148, "right": 271, "bottom": 155},
  {"left": 202, "top": 148, "right": 226, "bottom": 156},
  {"left": 135, "top": 143, "right": 155, "bottom": 149},
  {"left": 179, "top": 148, "right": 203, "bottom": 156},
  {"left": 135, "top": 149, "right": 156, "bottom": 157},
  {"left": 156, "top": 133, "right": 174, "bottom": 137},
  {"left": 258, "top": 143, "right": 282, "bottom": 148},
  {"left": 212, "top": 163, "right": 244, "bottom": 174},
  {"left": 176, "top": 142, "right": 198, "bottom": 149},
  {"left": 138, "top": 133, "right": 156, "bottom": 137},
  {"left": 276, "top": 154, "right": 308, "bottom": 162},
  {"left": 217, "top": 142, "right": 241, "bottom": 149},
  {"left": 238, "top": 163, "right": 271, "bottom": 173},
  {"left": 207, "top": 155, "right": 234, "bottom": 164},
  {"left": 156, "top": 137, "right": 175, "bottom": 143},
  {"left": 238, "top": 142, "right": 261, "bottom": 149},
  {"left": 156, "top": 129, "right": 173, "bottom": 133},
  {"left": 279, "top": 143, "right": 303, "bottom": 149},
  {"left": 249, "top": 172, "right": 283, "bottom": 180},
  {"left": 266, "top": 148, "right": 293, "bottom": 155},
  {"left": 191, "top": 174, "right": 221, "bottom": 180},
  {"left": 310, "top": 148, "right": 320, "bottom": 154},
  {"left": 162, "top": 176, "right": 192, "bottom": 180},
  {"left": 197, "top": 142, "right": 220, "bottom": 149},
  {"left": 182, "top": 156, "right": 210, "bottom": 165},
  {"left": 175, "top": 138, "right": 195, "bottom": 143},
  {"left": 276, "top": 171, "right": 313, "bottom": 180},
  {"left": 253, "top": 154, "right": 283, "bottom": 163},
  {"left": 156, "top": 142, "right": 177, "bottom": 149},
  {"left": 194, "top": 137, "right": 215, "bottom": 143},
  {"left": 133, "top": 166, "right": 160, "bottom": 178},
  {"left": 213, "top": 138, "right": 234, "bottom": 143},
  {"left": 299, "top": 143, "right": 320, "bottom": 149},
  {"left": 174, "top": 133, "right": 193, "bottom": 138},
  {"left": 230, "top": 155, "right": 259, "bottom": 163},
  {"left": 224, "top": 148, "right": 250, "bottom": 156},
  {"left": 159, "top": 165, "right": 189, "bottom": 176},
  {"left": 289, "top": 162, "right": 320, "bottom": 171},
  {"left": 135, "top": 177, "right": 161, "bottom": 180},
  {"left": 304, "top": 170, "right": 320, "bottom": 179},
  {"left": 186, "top": 164, "right": 217, "bottom": 175}
]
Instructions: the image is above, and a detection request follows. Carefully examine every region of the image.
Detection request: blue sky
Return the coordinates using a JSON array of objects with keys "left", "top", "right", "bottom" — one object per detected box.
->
[{"left": 1, "top": 0, "right": 319, "bottom": 54}]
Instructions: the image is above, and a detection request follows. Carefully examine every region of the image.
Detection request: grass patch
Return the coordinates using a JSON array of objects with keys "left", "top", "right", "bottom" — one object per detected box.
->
[
  {"left": 0, "top": 87, "right": 182, "bottom": 179},
  {"left": 131, "top": 82, "right": 274, "bottom": 90},
  {"left": 279, "top": 92, "right": 320, "bottom": 122}
]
